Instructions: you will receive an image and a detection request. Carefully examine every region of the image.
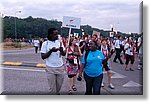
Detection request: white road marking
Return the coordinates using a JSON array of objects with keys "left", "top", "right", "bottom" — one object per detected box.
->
[
  {"left": 1, "top": 67, "right": 45, "bottom": 72},
  {"left": 111, "top": 73, "right": 127, "bottom": 78},
  {"left": 123, "top": 81, "right": 142, "bottom": 87}
]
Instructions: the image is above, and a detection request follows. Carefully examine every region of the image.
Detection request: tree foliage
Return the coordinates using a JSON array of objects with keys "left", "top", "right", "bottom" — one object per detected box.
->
[{"left": 3, "top": 16, "right": 137, "bottom": 39}]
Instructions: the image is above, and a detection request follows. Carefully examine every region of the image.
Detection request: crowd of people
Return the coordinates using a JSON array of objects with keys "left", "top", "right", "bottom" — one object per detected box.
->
[{"left": 39, "top": 28, "right": 143, "bottom": 95}]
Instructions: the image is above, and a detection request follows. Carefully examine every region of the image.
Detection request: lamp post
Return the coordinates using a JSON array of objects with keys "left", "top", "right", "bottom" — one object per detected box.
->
[{"left": 14, "top": 11, "right": 21, "bottom": 42}]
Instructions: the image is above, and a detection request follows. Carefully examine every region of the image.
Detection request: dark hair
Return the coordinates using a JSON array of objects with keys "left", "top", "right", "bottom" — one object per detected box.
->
[
  {"left": 101, "top": 38, "right": 107, "bottom": 43},
  {"left": 69, "top": 37, "right": 78, "bottom": 46},
  {"left": 93, "top": 34, "right": 97, "bottom": 38},
  {"left": 47, "top": 28, "right": 57, "bottom": 41},
  {"left": 89, "top": 40, "right": 98, "bottom": 47},
  {"left": 117, "top": 36, "right": 121, "bottom": 39}
]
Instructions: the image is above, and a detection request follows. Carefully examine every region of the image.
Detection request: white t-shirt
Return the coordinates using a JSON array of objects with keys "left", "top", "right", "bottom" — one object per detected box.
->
[
  {"left": 115, "top": 39, "right": 121, "bottom": 49},
  {"left": 33, "top": 40, "right": 39, "bottom": 47},
  {"left": 40, "top": 40, "right": 65, "bottom": 67},
  {"left": 124, "top": 43, "right": 133, "bottom": 55}
]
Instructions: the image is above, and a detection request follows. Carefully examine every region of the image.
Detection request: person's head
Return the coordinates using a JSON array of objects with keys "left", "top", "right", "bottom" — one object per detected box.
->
[
  {"left": 97, "top": 38, "right": 101, "bottom": 46},
  {"left": 117, "top": 36, "right": 121, "bottom": 40},
  {"left": 47, "top": 28, "right": 58, "bottom": 41},
  {"left": 92, "top": 34, "right": 97, "bottom": 41},
  {"left": 101, "top": 38, "right": 107, "bottom": 47},
  {"left": 69, "top": 37, "right": 78, "bottom": 46},
  {"left": 72, "top": 38, "right": 78, "bottom": 45},
  {"left": 88, "top": 40, "right": 97, "bottom": 51}
]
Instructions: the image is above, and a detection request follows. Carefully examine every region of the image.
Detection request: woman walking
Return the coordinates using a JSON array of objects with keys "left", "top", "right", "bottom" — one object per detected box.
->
[
  {"left": 78, "top": 40, "right": 104, "bottom": 95},
  {"left": 66, "top": 37, "right": 82, "bottom": 94},
  {"left": 124, "top": 38, "right": 135, "bottom": 71}
]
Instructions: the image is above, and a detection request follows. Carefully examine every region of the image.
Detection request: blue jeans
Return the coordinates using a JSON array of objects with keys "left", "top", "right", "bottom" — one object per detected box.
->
[{"left": 84, "top": 72, "right": 103, "bottom": 95}]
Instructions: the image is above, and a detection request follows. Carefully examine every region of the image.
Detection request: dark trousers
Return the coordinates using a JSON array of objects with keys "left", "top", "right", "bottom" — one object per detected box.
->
[
  {"left": 84, "top": 72, "right": 103, "bottom": 95},
  {"left": 35, "top": 46, "right": 38, "bottom": 53},
  {"left": 113, "top": 48, "right": 123, "bottom": 64}
]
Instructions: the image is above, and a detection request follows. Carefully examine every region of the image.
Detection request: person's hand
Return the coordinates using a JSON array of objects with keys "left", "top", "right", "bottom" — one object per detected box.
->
[
  {"left": 59, "top": 47, "right": 63, "bottom": 53},
  {"left": 78, "top": 71, "right": 82, "bottom": 78},
  {"left": 50, "top": 47, "right": 59, "bottom": 52},
  {"left": 77, "top": 72, "right": 82, "bottom": 81}
]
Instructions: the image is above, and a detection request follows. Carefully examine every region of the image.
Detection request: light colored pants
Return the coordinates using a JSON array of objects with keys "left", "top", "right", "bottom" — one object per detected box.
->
[{"left": 45, "top": 66, "right": 65, "bottom": 95}]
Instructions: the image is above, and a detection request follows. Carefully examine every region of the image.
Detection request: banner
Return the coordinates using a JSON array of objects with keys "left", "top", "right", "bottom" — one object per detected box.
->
[
  {"left": 74, "top": 33, "right": 79, "bottom": 37},
  {"left": 62, "top": 16, "right": 81, "bottom": 29},
  {"left": 110, "top": 32, "right": 114, "bottom": 37}
]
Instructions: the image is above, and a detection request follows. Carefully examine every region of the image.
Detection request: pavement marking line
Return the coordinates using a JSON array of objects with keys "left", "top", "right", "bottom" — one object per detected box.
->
[
  {"left": 36, "top": 64, "right": 46, "bottom": 68},
  {"left": 123, "top": 81, "right": 142, "bottom": 87},
  {"left": 1, "top": 67, "right": 46, "bottom": 72},
  {"left": 111, "top": 73, "right": 127, "bottom": 79},
  {"left": 2, "top": 62, "right": 22, "bottom": 66}
]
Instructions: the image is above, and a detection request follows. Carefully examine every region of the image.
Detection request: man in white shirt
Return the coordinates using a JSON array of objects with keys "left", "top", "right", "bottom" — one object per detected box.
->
[
  {"left": 113, "top": 36, "right": 124, "bottom": 64},
  {"left": 40, "top": 28, "right": 66, "bottom": 95},
  {"left": 33, "top": 38, "right": 39, "bottom": 53}
]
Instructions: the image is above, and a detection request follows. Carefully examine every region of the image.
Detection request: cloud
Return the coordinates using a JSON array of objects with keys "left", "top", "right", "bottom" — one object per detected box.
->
[{"left": 1, "top": 0, "right": 142, "bottom": 33}]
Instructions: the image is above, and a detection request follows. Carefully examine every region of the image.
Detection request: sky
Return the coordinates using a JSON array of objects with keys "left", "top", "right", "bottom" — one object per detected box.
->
[{"left": 0, "top": 0, "right": 142, "bottom": 34}]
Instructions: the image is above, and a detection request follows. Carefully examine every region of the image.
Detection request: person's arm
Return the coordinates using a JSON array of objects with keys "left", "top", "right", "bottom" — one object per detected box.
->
[
  {"left": 78, "top": 52, "right": 86, "bottom": 77},
  {"left": 41, "top": 47, "right": 58, "bottom": 60},
  {"left": 41, "top": 50, "right": 52, "bottom": 60},
  {"left": 78, "top": 64, "right": 85, "bottom": 77},
  {"left": 78, "top": 46, "right": 83, "bottom": 56}
]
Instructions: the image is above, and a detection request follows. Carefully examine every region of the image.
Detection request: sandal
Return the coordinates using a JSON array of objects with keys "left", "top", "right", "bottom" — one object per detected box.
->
[
  {"left": 68, "top": 90, "right": 72, "bottom": 95},
  {"left": 72, "top": 85, "right": 77, "bottom": 91}
]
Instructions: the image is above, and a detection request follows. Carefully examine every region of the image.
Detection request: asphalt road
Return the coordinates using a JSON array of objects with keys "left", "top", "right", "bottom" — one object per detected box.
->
[{"left": 1, "top": 48, "right": 143, "bottom": 95}]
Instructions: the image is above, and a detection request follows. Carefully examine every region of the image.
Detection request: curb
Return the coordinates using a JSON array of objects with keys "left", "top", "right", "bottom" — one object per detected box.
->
[{"left": 2, "top": 62, "right": 46, "bottom": 68}]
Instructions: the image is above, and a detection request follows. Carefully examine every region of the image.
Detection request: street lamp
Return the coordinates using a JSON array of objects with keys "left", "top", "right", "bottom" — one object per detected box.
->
[{"left": 14, "top": 11, "right": 21, "bottom": 41}]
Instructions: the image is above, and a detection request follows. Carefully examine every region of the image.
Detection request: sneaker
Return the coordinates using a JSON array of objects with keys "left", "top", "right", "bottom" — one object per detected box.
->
[
  {"left": 108, "top": 83, "right": 115, "bottom": 89},
  {"left": 138, "top": 65, "right": 142, "bottom": 70},
  {"left": 138, "top": 67, "right": 142, "bottom": 70},
  {"left": 68, "top": 90, "right": 73, "bottom": 95},
  {"left": 101, "top": 82, "right": 104, "bottom": 87}
]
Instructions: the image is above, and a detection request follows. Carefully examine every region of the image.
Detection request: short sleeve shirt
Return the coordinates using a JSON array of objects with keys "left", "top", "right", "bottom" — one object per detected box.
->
[
  {"left": 81, "top": 50, "right": 105, "bottom": 77},
  {"left": 40, "top": 40, "right": 65, "bottom": 67},
  {"left": 115, "top": 39, "right": 121, "bottom": 49},
  {"left": 124, "top": 43, "right": 133, "bottom": 55}
]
